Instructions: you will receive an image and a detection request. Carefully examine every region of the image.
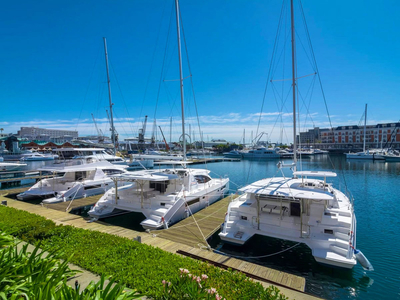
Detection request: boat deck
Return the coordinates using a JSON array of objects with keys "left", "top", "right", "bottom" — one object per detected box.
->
[{"left": 0, "top": 187, "right": 321, "bottom": 299}]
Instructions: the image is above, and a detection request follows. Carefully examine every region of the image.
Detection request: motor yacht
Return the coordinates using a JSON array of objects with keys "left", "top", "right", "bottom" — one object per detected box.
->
[
  {"left": 241, "top": 147, "right": 281, "bottom": 159},
  {"left": 16, "top": 160, "right": 128, "bottom": 203},
  {"left": 20, "top": 152, "right": 59, "bottom": 161},
  {"left": 223, "top": 150, "right": 242, "bottom": 159}
]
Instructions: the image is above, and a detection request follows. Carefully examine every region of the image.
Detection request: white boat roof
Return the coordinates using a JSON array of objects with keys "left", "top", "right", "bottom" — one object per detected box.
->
[
  {"left": 239, "top": 177, "right": 335, "bottom": 201},
  {"left": 293, "top": 171, "right": 337, "bottom": 177},
  {"left": 155, "top": 160, "right": 193, "bottom": 165},
  {"left": 37, "top": 161, "right": 124, "bottom": 172},
  {"left": 53, "top": 148, "right": 105, "bottom": 152},
  {"left": 113, "top": 171, "right": 179, "bottom": 181}
]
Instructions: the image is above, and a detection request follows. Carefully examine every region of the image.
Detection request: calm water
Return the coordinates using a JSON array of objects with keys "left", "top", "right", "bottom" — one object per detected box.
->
[
  {"left": 15, "top": 156, "right": 400, "bottom": 299},
  {"left": 199, "top": 155, "right": 400, "bottom": 300}
]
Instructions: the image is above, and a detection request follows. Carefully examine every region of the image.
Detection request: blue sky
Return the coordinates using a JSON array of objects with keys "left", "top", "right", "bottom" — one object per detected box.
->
[{"left": 1, "top": 0, "right": 399, "bottom": 144}]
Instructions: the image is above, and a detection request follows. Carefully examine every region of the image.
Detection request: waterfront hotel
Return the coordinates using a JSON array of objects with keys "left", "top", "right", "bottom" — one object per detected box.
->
[{"left": 298, "top": 122, "right": 400, "bottom": 151}]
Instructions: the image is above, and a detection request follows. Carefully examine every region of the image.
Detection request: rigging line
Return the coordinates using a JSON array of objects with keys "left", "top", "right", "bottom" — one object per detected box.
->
[
  {"left": 246, "top": 0, "right": 287, "bottom": 186},
  {"left": 270, "top": 29, "right": 291, "bottom": 80},
  {"left": 295, "top": 29, "right": 316, "bottom": 72},
  {"left": 185, "top": 201, "right": 211, "bottom": 249},
  {"left": 214, "top": 242, "right": 301, "bottom": 259},
  {"left": 154, "top": 1, "right": 175, "bottom": 121},
  {"left": 297, "top": 75, "right": 317, "bottom": 130},
  {"left": 75, "top": 45, "right": 102, "bottom": 132},
  {"left": 299, "top": 0, "right": 333, "bottom": 132},
  {"left": 269, "top": 84, "right": 287, "bottom": 139},
  {"left": 149, "top": 200, "right": 230, "bottom": 231},
  {"left": 109, "top": 62, "right": 135, "bottom": 135},
  {"left": 179, "top": 8, "right": 206, "bottom": 156},
  {"left": 270, "top": 72, "right": 317, "bottom": 82},
  {"left": 270, "top": 2, "right": 290, "bottom": 80}
]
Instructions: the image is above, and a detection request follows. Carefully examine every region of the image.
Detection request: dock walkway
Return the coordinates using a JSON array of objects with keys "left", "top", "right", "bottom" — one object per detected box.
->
[{"left": 0, "top": 188, "right": 322, "bottom": 300}]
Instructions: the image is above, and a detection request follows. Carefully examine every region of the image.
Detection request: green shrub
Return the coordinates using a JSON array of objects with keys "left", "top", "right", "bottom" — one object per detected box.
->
[{"left": 0, "top": 206, "right": 287, "bottom": 300}]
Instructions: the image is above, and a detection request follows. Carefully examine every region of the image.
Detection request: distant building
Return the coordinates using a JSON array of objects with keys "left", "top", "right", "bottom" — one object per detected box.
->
[
  {"left": 18, "top": 127, "right": 78, "bottom": 143},
  {"left": 298, "top": 122, "right": 400, "bottom": 150}
]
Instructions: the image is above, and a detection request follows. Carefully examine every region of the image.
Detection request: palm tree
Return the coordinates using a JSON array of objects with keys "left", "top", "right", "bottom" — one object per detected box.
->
[{"left": 0, "top": 128, "right": 3, "bottom": 134}]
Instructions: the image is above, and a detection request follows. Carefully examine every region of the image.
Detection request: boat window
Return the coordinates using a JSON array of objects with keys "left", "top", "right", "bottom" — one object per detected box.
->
[
  {"left": 103, "top": 169, "right": 124, "bottom": 175},
  {"left": 324, "top": 229, "right": 334, "bottom": 234},
  {"left": 186, "top": 198, "right": 200, "bottom": 206},
  {"left": 84, "top": 185, "right": 102, "bottom": 190},
  {"left": 75, "top": 171, "right": 86, "bottom": 181},
  {"left": 150, "top": 180, "right": 169, "bottom": 193},
  {"left": 241, "top": 216, "right": 247, "bottom": 220},
  {"left": 290, "top": 202, "right": 301, "bottom": 217},
  {"left": 194, "top": 175, "right": 211, "bottom": 183}
]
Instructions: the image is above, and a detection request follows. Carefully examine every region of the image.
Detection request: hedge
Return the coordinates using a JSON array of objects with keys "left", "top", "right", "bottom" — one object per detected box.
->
[{"left": 0, "top": 206, "right": 287, "bottom": 300}]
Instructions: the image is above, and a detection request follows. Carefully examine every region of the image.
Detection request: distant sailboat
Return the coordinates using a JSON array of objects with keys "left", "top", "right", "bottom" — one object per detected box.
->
[{"left": 345, "top": 104, "right": 385, "bottom": 160}]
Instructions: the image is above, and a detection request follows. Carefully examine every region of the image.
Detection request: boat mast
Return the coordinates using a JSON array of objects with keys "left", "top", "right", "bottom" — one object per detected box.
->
[
  {"left": 363, "top": 103, "right": 367, "bottom": 152},
  {"left": 290, "top": 0, "right": 297, "bottom": 172},
  {"left": 175, "top": 0, "right": 186, "bottom": 162},
  {"left": 103, "top": 37, "right": 116, "bottom": 155}
]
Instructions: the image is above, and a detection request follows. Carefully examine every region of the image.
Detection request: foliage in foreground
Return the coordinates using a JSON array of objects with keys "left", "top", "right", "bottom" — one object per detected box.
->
[
  {"left": 0, "top": 205, "right": 288, "bottom": 299},
  {"left": 0, "top": 230, "right": 140, "bottom": 299}
]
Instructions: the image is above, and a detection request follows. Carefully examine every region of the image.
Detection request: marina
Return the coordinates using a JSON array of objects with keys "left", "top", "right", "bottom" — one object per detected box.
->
[
  {"left": 1, "top": 153, "right": 398, "bottom": 299},
  {"left": 1, "top": 0, "right": 399, "bottom": 299}
]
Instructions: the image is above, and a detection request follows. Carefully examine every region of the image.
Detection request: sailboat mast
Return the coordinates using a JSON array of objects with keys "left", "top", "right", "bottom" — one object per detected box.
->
[
  {"left": 290, "top": 0, "right": 297, "bottom": 171},
  {"left": 103, "top": 37, "right": 116, "bottom": 155},
  {"left": 175, "top": 0, "right": 186, "bottom": 161},
  {"left": 363, "top": 103, "right": 367, "bottom": 152}
]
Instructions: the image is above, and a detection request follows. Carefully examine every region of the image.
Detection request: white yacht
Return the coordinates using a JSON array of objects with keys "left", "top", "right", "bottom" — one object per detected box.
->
[
  {"left": 130, "top": 153, "right": 183, "bottom": 162},
  {"left": 382, "top": 150, "right": 400, "bottom": 162},
  {"left": 55, "top": 148, "right": 128, "bottom": 165},
  {"left": 219, "top": 170, "right": 359, "bottom": 268},
  {"left": 241, "top": 147, "right": 281, "bottom": 159},
  {"left": 345, "top": 104, "right": 385, "bottom": 160},
  {"left": 223, "top": 150, "right": 242, "bottom": 159},
  {"left": 16, "top": 160, "right": 128, "bottom": 203},
  {"left": 20, "top": 152, "right": 59, "bottom": 161},
  {"left": 345, "top": 149, "right": 385, "bottom": 160},
  {"left": 0, "top": 157, "right": 27, "bottom": 171},
  {"left": 88, "top": 167, "right": 229, "bottom": 230},
  {"left": 127, "top": 156, "right": 154, "bottom": 169},
  {"left": 220, "top": 0, "right": 372, "bottom": 270},
  {"left": 88, "top": 0, "right": 230, "bottom": 231}
]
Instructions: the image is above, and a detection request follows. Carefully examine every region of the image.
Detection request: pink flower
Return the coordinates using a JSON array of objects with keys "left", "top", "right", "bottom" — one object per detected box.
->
[
  {"left": 207, "top": 288, "right": 217, "bottom": 295},
  {"left": 162, "top": 280, "right": 166, "bottom": 285},
  {"left": 215, "top": 294, "right": 222, "bottom": 300},
  {"left": 196, "top": 277, "right": 201, "bottom": 283},
  {"left": 201, "top": 274, "right": 208, "bottom": 280},
  {"left": 179, "top": 268, "right": 190, "bottom": 274}
]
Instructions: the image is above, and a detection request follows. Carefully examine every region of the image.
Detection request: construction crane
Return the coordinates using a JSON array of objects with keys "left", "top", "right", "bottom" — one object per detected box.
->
[
  {"left": 138, "top": 115, "right": 148, "bottom": 148},
  {"left": 151, "top": 119, "right": 157, "bottom": 148},
  {"left": 91, "top": 113, "right": 104, "bottom": 143},
  {"left": 159, "top": 126, "right": 170, "bottom": 151}
]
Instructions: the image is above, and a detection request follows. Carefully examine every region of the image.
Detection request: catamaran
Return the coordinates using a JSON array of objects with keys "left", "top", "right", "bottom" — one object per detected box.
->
[
  {"left": 88, "top": 0, "right": 229, "bottom": 230},
  {"left": 219, "top": 0, "right": 372, "bottom": 270}
]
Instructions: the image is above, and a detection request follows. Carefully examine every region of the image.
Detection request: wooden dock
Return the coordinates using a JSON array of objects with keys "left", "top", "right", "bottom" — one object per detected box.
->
[
  {"left": 154, "top": 194, "right": 236, "bottom": 247},
  {"left": 0, "top": 187, "right": 321, "bottom": 299}
]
